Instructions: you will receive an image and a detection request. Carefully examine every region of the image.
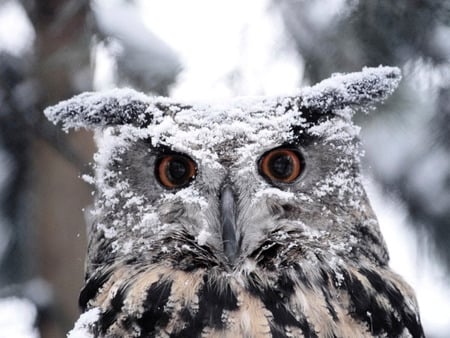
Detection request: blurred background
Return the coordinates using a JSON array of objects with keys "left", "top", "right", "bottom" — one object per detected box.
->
[{"left": 0, "top": 0, "right": 449, "bottom": 337}]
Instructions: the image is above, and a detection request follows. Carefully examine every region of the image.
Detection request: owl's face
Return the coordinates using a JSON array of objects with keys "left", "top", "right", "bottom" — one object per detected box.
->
[
  {"left": 90, "top": 98, "right": 382, "bottom": 274},
  {"left": 47, "top": 67, "right": 424, "bottom": 338}
]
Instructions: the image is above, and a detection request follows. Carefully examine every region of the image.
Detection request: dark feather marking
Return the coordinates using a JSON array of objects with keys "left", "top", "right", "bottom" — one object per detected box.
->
[
  {"left": 97, "top": 284, "right": 129, "bottom": 335},
  {"left": 359, "top": 268, "right": 425, "bottom": 338},
  {"left": 320, "top": 268, "right": 329, "bottom": 284},
  {"left": 175, "top": 274, "right": 238, "bottom": 337},
  {"left": 277, "top": 273, "right": 296, "bottom": 301},
  {"left": 249, "top": 240, "right": 283, "bottom": 270},
  {"left": 342, "top": 269, "right": 405, "bottom": 337},
  {"left": 121, "top": 316, "right": 132, "bottom": 331},
  {"left": 136, "top": 278, "right": 173, "bottom": 337},
  {"left": 354, "top": 224, "right": 381, "bottom": 246},
  {"left": 349, "top": 224, "right": 387, "bottom": 265},
  {"left": 383, "top": 283, "right": 424, "bottom": 337},
  {"left": 152, "top": 231, "right": 221, "bottom": 271},
  {"left": 247, "top": 272, "right": 318, "bottom": 338},
  {"left": 179, "top": 306, "right": 194, "bottom": 323},
  {"left": 319, "top": 268, "right": 338, "bottom": 321},
  {"left": 170, "top": 308, "right": 195, "bottom": 338},
  {"left": 269, "top": 324, "right": 289, "bottom": 338},
  {"left": 282, "top": 98, "right": 333, "bottom": 126},
  {"left": 89, "top": 235, "right": 116, "bottom": 272},
  {"left": 79, "top": 267, "right": 114, "bottom": 310},
  {"left": 293, "top": 263, "right": 313, "bottom": 289},
  {"left": 321, "top": 286, "right": 338, "bottom": 322},
  {"left": 283, "top": 99, "right": 331, "bottom": 146}
]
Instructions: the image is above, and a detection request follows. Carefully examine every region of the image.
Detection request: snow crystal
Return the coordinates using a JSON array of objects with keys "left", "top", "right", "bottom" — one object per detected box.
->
[
  {"left": 67, "top": 308, "right": 100, "bottom": 338},
  {"left": 255, "top": 187, "right": 295, "bottom": 201},
  {"left": 162, "top": 188, "right": 208, "bottom": 209},
  {"left": 123, "top": 195, "right": 144, "bottom": 209},
  {"left": 121, "top": 239, "right": 134, "bottom": 254},
  {"left": 307, "top": 108, "right": 361, "bottom": 142},
  {"left": 334, "top": 270, "right": 345, "bottom": 287},
  {"left": 196, "top": 229, "right": 211, "bottom": 246},
  {"left": 81, "top": 174, "right": 95, "bottom": 185},
  {"left": 0, "top": 298, "right": 38, "bottom": 338},
  {"left": 96, "top": 223, "right": 117, "bottom": 239}
]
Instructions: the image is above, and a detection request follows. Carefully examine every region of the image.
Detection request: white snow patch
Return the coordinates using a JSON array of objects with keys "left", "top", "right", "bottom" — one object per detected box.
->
[
  {"left": 308, "top": 111, "right": 360, "bottom": 141},
  {"left": 0, "top": 1, "right": 35, "bottom": 56},
  {"left": 45, "top": 88, "right": 152, "bottom": 131},
  {"left": 67, "top": 308, "right": 100, "bottom": 338},
  {"left": 97, "top": 223, "right": 117, "bottom": 239},
  {"left": 134, "top": 212, "right": 159, "bottom": 232},
  {"left": 301, "top": 66, "right": 401, "bottom": 111},
  {"left": 255, "top": 187, "right": 295, "bottom": 201},
  {"left": 121, "top": 239, "right": 134, "bottom": 254},
  {"left": 81, "top": 174, "right": 95, "bottom": 185},
  {"left": 162, "top": 188, "right": 208, "bottom": 209},
  {"left": 0, "top": 298, "right": 39, "bottom": 338},
  {"left": 196, "top": 229, "right": 211, "bottom": 246}
]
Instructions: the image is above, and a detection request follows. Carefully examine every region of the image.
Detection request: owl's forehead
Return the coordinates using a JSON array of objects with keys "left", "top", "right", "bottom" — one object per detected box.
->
[
  {"left": 95, "top": 95, "right": 360, "bottom": 172},
  {"left": 147, "top": 98, "right": 300, "bottom": 154}
]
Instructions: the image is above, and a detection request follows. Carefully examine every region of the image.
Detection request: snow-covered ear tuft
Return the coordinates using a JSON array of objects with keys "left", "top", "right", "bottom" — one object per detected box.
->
[
  {"left": 300, "top": 66, "right": 401, "bottom": 111},
  {"left": 44, "top": 88, "right": 155, "bottom": 131}
]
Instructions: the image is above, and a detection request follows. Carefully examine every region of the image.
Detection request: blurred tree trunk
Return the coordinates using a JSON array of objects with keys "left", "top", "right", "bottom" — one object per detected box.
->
[
  {"left": 15, "top": 0, "right": 94, "bottom": 336},
  {"left": 0, "top": 54, "right": 34, "bottom": 288}
]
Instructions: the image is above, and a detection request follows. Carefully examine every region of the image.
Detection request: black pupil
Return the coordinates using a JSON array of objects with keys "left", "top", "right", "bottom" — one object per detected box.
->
[
  {"left": 167, "top": 157, "right": 189, "bottom": 182},
  {"left": 269, "top": 154, "right": 293, "bottom": 179}
]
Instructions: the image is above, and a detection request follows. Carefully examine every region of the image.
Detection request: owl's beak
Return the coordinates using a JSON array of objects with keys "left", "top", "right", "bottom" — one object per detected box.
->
[{"left": 220, "top": 185, "right": 238, "bottom": 263}]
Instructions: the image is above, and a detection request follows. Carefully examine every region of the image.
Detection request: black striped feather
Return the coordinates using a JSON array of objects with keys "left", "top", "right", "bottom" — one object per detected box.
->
[{"left": 80, "top": 260, "right": 424, "bottom": 338}]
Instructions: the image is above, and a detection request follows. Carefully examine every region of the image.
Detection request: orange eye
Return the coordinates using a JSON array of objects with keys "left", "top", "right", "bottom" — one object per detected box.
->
[
  {"left": 156, "top": 154, "right": 197, "bottom": 189},
  {"left": 259, "top": 147, "right": 303, "bottom": 184}
]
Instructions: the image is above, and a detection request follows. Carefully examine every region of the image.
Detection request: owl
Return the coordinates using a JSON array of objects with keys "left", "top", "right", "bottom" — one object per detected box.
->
[{"left": 45, "top": 66, "right": 424, "bottom": 338}]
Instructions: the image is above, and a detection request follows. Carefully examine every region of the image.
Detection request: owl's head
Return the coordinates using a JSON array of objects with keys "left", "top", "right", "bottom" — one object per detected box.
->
[{"left": 46, "top": 67, "right": 401, "bottom": 278}]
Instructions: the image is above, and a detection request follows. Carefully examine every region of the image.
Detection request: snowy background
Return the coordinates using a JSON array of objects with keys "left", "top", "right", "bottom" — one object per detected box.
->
[{"left": 0, "top": 0, "right": 449, "bottom": 337}]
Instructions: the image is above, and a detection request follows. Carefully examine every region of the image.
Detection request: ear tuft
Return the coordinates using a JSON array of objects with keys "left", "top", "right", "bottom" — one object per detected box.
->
[
  {"left": 300, "top": 66, "right": 401, "bottom": 111},
  {"left": 44, "top": 88, "right": 153, "bottom": 131}
]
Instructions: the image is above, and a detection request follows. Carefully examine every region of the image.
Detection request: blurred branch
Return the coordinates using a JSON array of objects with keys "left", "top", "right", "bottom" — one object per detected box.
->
[{"left": 92, "top": 0, "right": 182, "bottom": 95}]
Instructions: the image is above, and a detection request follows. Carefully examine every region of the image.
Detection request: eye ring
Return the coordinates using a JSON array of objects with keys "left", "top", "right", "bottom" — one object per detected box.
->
[
  {"left": 258, "top": 147, "right": 304, "bottom": 184},
  {"left": 156, "top": 153, "right": 197, "bottom": 189}
]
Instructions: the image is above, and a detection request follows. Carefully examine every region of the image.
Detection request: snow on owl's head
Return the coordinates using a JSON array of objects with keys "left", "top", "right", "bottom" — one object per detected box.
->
[
  {"left": 45, "top": 66, "right": 401, "bottom": 275},
  {"left": 45, "top": 67, "right": 425, "bottom": 338}
]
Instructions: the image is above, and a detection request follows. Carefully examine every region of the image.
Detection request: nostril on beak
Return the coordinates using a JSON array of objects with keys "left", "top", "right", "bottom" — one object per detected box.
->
[{"left": 220, "top": 185, "right": 238, "bottom": 263}]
